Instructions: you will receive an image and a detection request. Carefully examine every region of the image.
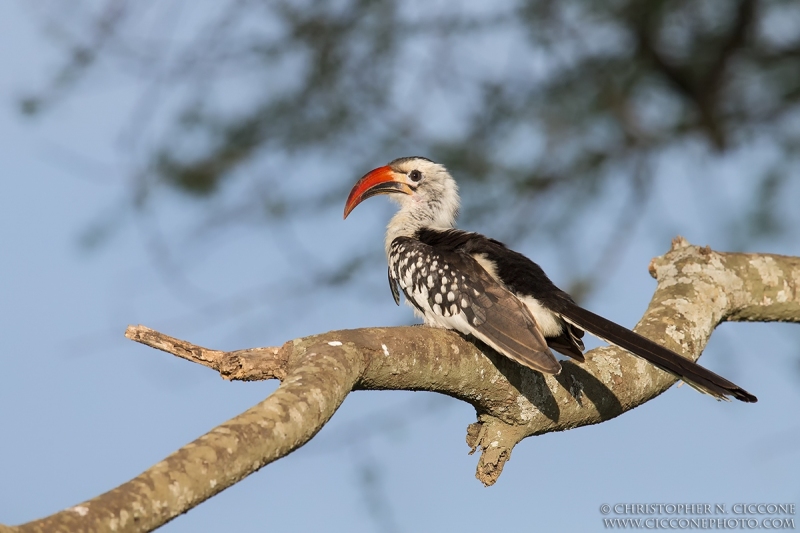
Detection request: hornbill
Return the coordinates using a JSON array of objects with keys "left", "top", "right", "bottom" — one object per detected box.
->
[{"left": 343, "top": 156, "right": 757, "bottom": 403}]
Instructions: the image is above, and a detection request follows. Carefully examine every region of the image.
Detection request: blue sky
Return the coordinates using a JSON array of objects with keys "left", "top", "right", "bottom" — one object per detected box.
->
[{"left": 1, "top": 2, "right": 799, "bottom": 532}]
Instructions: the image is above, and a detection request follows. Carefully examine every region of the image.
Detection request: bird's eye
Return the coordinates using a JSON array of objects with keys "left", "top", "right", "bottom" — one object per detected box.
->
[{"left": 409, "top": 170, "right": 423, "bottom": 182}]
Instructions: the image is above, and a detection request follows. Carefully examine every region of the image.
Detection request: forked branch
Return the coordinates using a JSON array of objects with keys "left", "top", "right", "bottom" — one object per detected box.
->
[{"left": 4, "top": 238, "right": 799, "bottom": 533}]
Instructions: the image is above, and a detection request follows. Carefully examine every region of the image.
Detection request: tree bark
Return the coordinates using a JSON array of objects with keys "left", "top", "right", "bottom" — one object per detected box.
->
[{"left": 3, "top": 238, "right": 799, "bottom": 533}]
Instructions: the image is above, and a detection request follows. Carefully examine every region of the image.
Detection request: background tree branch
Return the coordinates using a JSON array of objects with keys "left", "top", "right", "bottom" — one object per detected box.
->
[
  {"left": 3, "top": 238, "right": 799, "bottom": 532},
  {"left": 21, "top": 0, "right": 800, "bottom": 303}
]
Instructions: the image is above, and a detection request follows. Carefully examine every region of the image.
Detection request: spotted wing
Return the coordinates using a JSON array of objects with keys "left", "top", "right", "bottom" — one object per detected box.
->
[{"left": 390, "top": 237, "right": 561, "bottom": 374}]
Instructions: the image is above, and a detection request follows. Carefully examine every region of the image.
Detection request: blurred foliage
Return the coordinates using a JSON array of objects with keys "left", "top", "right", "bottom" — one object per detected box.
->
[
  {"left": 22, "top": 0, "right": 800, "bottom": 292},
  {"left": 18, "top": 3, "right": 799, "bottom": 527}
]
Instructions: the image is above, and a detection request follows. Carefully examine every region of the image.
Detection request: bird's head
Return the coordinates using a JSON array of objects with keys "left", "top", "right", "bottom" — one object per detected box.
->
[{"left": 343, "top": 156, "right": 460, "bottom": 230}]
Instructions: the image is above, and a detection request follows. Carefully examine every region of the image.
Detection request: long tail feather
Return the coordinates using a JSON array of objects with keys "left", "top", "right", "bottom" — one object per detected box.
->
[{"left": 558, "top": 303, "right": 757, "bottom": 403}]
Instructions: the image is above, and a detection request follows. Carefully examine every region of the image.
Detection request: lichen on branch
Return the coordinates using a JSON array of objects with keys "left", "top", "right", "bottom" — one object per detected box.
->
[{"left": 4, "top": 239, "right": 799, "bottom": 532}]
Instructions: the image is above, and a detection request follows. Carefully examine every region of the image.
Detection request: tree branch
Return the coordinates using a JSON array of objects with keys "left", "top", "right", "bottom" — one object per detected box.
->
[
  {"left": 4, "top": 238, "right": 799, "bottom": 532},
  {"left": 124, "top": 326, "right": 288, "bottom": 381}
]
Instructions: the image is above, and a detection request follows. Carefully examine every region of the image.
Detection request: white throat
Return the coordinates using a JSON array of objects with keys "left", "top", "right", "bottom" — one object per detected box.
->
[{"left": 384, "top": 181, "right": 460, "bottom": 257}]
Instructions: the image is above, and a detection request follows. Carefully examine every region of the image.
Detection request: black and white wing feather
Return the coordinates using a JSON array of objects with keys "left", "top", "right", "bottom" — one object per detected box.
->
[
  {"left": 434, "top": 229, "right": 758, "bottom": 403},
  {"left": 388, "top": 266, "right": 401, "bottom": 305},
  {"left": 389, "top": 237, "right": 561, "bottom": 374}
]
